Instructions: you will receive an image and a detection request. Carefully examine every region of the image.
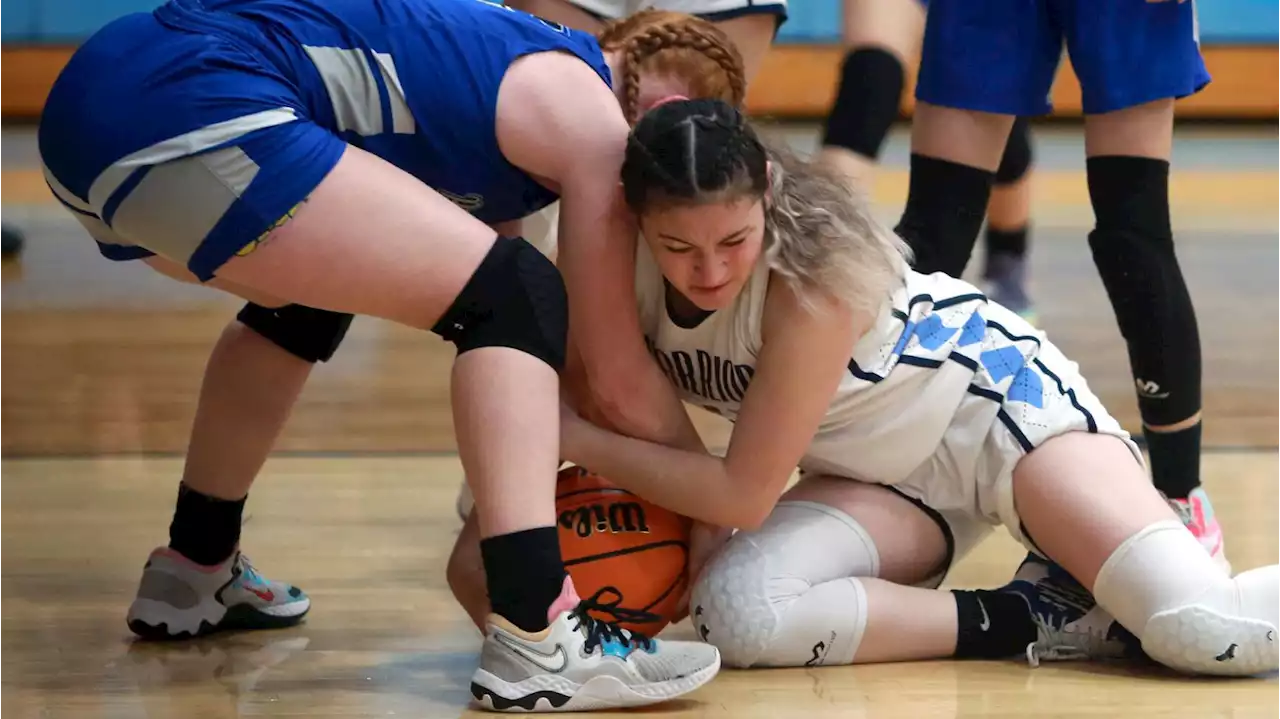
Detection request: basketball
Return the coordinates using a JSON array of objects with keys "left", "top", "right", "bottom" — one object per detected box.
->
[{"left": 556, "top": 465, "right": 691, "bottom": 636}]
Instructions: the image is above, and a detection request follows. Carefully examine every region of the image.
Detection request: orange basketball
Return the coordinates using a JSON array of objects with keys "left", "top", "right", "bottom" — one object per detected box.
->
[{"left": 556, "top": 465, "right": 690, "bottom": 636}]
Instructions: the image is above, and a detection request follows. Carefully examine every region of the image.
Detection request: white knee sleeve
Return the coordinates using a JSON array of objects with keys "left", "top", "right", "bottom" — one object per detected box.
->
[
  {"left": 690, "top": 501, "right": 879, "bottom": 668},
  {"left": 1093, "top": 520, "right": 1279, "bottom": 676}
]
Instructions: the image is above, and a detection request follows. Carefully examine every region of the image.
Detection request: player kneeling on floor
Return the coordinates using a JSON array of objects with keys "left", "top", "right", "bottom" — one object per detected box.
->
[{"left": 550, "top": 98, "right": 1278, "bottom": 678}]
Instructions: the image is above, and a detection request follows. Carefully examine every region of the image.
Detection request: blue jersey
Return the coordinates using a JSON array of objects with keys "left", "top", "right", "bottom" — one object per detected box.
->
[
  {"left": 172, "top": 0, "right": 611, "bottom": 224},
  {"left": 39, "top": 0, "right": 612, "bottom": 278}
]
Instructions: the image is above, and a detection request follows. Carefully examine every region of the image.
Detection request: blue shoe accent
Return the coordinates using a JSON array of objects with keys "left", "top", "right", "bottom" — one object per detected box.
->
[{"left": 1000, "top": 553, "right": 1140, "bottom": 666}]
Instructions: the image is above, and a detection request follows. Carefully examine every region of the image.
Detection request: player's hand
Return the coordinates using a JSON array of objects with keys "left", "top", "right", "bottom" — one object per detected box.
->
[{"left": 672, "top": 521, "right": 735, "bottom": 624}]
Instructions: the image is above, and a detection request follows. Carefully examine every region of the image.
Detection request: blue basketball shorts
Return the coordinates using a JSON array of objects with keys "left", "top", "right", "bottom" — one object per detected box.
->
[
  {"left": 915, "top": 0, "right": 1211, "bottom": 116},
  {"left": 38, "top": 12, "right": 345, "bottom": 281}
]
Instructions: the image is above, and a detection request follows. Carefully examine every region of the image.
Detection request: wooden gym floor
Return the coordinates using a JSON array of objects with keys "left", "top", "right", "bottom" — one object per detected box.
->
[{"left": 2, "top": 124, "right": 1277, "bottom": 717}]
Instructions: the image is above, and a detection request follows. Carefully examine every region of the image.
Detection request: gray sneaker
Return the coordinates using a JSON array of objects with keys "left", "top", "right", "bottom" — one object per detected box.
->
[
  {"left": 470, "top": 582, "right": 721, "bottom": 712},
  {"left": 127, "top": 547, "right": 310, "bottom": 639}
]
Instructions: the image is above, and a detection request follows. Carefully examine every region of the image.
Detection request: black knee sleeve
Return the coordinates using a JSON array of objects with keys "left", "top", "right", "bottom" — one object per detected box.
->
[
  {"left": 432, "top": 235, "right": 568, "bottom": 371},
  {"left": 1086, "top": 156, "right": 1201, "bottom": 426},
  {"left": 895, "top": 155, "right": 994, "bottom": 277},
  {"left": 237, "top": 302, "right": 354, "bottom": 363},
  {"left": 994, "top": 117, "right": 1033, "bottom": 186},
  {"left": 821, "top": 48, "right": 905, "bottom": 160}
]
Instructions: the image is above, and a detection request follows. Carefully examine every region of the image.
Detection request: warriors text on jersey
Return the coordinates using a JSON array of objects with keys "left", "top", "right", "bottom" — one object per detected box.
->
[{"left": 634, "top": 240, "right": 1117, "bottom": 490}]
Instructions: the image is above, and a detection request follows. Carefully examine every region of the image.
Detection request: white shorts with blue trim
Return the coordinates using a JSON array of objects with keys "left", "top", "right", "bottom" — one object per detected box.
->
[{"left": 887, "top": 300, "right": 1144, "bottom": 571}]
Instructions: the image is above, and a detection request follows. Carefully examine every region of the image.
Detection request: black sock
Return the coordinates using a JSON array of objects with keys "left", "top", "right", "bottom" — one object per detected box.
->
[
  {"left": 984, "top": 226, "right": 1028, "bottom": 260},
  {"left": 951, "top": 589, "right": 1038, "bottom": 659},
  {"left": 480, "top": 527, "right": 567, "bottom": 633},
  {"left": 895, "top": 155, "right": 995, "bottom": 278},
  {"left": 168, "top": 483, "right": 246, "bottom": 566},
  {"left": 1145, "top": 421, "right": 1203, "bottom": 500}
]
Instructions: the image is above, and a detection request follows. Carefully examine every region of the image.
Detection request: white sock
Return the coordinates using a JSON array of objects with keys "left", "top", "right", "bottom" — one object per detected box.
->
[{"left": 1092, "top": 520, "right": 1234, "bottom": 636}]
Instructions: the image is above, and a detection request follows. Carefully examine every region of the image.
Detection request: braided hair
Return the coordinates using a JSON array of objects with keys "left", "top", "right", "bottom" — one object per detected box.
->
[
  {"left": 597, "top": 10, "right": 746, "bottom": 123},
  {"left": 622, "top": 99, "right": 910, "bottom": 318}
]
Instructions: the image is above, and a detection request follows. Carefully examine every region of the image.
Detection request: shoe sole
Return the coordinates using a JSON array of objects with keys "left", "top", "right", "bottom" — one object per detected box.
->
[
  {"left": 469, "top": 654, "right": 721, "bottom": 712},
  {"left": 128, "top": 598, "right": 311, "bottom": 640},
  {"left": 1143, "top": 604, "right": 1277, "bottom": 676}
]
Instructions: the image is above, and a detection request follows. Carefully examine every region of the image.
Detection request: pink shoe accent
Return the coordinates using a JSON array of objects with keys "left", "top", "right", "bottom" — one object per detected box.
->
[
  {"left": 1168, "top": 490, "right": 1229, "bottom": 573},
  {"left": 546, "top": 575, "right": 582, "bottom": 625}
]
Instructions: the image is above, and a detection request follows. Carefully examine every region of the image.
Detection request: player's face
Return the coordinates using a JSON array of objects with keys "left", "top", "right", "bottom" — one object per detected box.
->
[{"left": 638, "top": 195, "right": 766, "bottom": 311}]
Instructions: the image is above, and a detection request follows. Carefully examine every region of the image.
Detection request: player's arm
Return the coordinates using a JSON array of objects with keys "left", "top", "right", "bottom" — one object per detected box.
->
[
  {"left": 496, "top": 51, "right": 706, "bottom": 452},
  {"left": 561, "top": 279, "right": 863, "bottom": 530}
]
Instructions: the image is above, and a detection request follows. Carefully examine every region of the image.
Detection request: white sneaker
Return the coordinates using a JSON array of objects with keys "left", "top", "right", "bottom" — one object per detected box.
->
[{"left": 470, "top": 579, "right": 720, "bottom": 712}]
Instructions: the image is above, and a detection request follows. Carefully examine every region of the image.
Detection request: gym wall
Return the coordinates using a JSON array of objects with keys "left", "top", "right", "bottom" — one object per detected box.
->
[{"left": 2, "top": 0, "right": 1276, "bottom": 119}]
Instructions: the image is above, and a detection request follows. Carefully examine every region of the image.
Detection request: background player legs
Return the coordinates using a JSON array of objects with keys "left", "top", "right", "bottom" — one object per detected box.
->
[
  {"left": 893, "top": 102, "right": 1014, "bottom": 277},
  {"left": 1081, "top": 99, "right": 1220, "bottom": 560},
  {"left": 981, "top": 117, "right": 1036, "bottom": 320},
  {"left": 817, "top": 0, "right": 924, "bottom": 189},
  {"left": 817, "top": 0, "right": 1038, "bottom": 314}
]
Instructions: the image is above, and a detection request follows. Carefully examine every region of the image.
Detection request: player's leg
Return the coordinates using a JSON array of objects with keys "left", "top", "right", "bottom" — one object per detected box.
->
[
  {"left": 982, "top": 117, "right": 1036, "bottom": 321},
  {"left": 691, "top": 476, "right": 1045, "bottom": 667},
  {"left": 448, "top": 508, "right": 491, "bottom": 632},
  {"left": 122, "top": 260, "right": 349, "bottom": 574},
  {"left": 895, "top": 0, "right": 1059, "bottom": 278},
  {"left": 1065, "top": 0, "right": 1222, "bottom": 563},
  {"left": 703, "top": 13, "right": 778, "bottom": 85},
  {"left": 41, "top": 29, "right": 566, "bottom": 647},
  {"left": 992, "top": 327, "right": 1276, "bottom": 676},
  {"left": 817, "top": 0, "right": 925, "bottom": 189}
]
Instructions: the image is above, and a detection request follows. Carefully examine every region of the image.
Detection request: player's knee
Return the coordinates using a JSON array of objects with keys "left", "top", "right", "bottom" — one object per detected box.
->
[
  {"left": 821, "top": 48, "right": 906, "bottom": 161},
  {"left": 994, "top": 117, "right": 1033, "bottom": 186},
  {"left": 1086, "top": 156, "right": 1171, "bottom": 245},
  {"left": 431, "top": 235, "right": 567, "bottom": 371},
  {"left": 1084, "top": 157, "right": 1180, "bottom": 312},
  {"left": 689, "top": 502, "right": 879, "bottom": 668},
  {"left": 237, "top": 302, "right": 355, "bottom": 363}
]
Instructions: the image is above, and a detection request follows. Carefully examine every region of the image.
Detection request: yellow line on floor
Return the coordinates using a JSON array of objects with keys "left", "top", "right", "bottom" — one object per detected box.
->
[{"left": 5, "top": 168, "right": 1276, "bottom": 215}]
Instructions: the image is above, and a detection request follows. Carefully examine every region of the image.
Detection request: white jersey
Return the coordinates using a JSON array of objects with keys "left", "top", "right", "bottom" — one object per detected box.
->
[{"left": 634, "top": 241, "right": 1034, "bottom": 487}]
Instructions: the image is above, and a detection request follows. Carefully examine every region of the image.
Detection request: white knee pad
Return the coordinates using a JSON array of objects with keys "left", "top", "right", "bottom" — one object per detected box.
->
[
  {"left": 1094, "top": 520, "right": 1280, "bottom": 676},
  {"left": 690, "top": 501, "right": 879, "bottom": 668}
]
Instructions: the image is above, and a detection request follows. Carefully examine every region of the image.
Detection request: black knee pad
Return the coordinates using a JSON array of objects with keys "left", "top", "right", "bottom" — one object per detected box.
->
[
  {"left": 994, "top": 117, "right": 1033, "bottom": 186},
  {"left": 821, "top": 48, "right": 905, "bottom": 160},
  {"left": 237, "top": 302, "right": 354, "bottom": 363},
  {"left": 894, "top": 154, "right": 994, "bottom": 277},
  {"left": 432, "top": 235, "right": 567, "bottom": 371},
  {"left": 1086, "top": 156, "right": 1200, "bottom": 426}
]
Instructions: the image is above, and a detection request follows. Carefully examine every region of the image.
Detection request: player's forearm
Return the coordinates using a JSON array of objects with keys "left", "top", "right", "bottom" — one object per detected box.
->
[
  {"left": 556, "top": 187, "right": 704, "bottom": 451},
  {"left": 562, "top": 415, "right": 767, "bottom": 529},
  {"left": 588, "top": 360, "right": 707, "bottom": 452}
]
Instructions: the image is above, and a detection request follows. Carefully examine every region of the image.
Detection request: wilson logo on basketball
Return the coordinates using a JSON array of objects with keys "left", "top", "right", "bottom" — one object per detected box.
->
[{"left": 558, "top": 501, "right": 652, "bottom": 538}]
